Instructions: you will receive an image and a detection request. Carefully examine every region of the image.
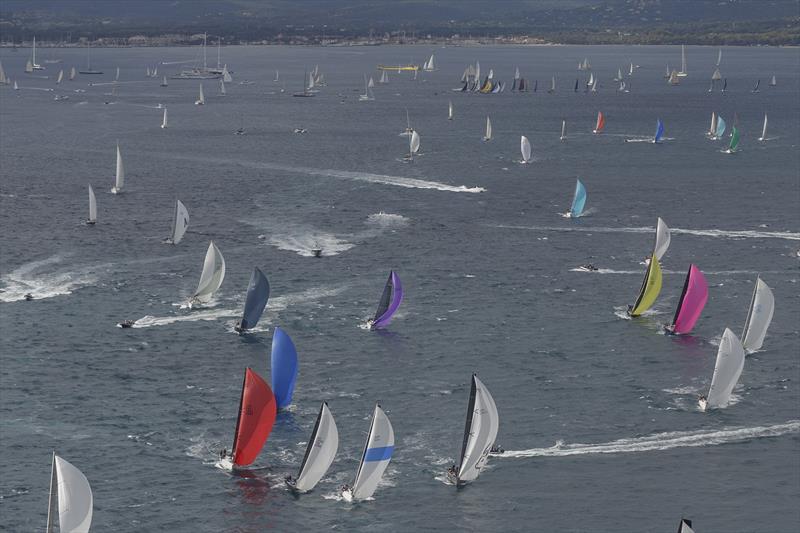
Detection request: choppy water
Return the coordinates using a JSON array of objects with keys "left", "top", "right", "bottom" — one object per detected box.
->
[{"left": 1, "top": 44, "right": 799, "bottom": 532}]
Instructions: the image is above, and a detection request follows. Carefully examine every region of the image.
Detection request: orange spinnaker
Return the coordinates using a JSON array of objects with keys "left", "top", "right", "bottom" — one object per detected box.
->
[{"left": 232, "top": 368, "right": 277, "bottom": 467}]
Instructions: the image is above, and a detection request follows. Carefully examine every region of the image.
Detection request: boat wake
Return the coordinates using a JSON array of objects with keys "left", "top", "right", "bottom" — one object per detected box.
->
[
  {"left": 492, "top": 224, "right": 800, "bottom": 241},
  {"left": 133, "top": 308, "right": 239, "bottom": 328},
  {"left": 0, "top": 255, "right": 108, "bottom": 302},
  {"left": 268, "top": 232, "right": 355, "bottom": 257},
  {"left": 497, "top": 421, "right": 800, "bottom": 458},
  {"left": 366, "top": 212, "right": 410, "bottom": 227}
]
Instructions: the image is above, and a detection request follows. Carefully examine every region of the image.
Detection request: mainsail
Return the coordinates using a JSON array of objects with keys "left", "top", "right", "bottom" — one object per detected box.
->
[
  {"left": 409, "top": 131, "right": 420, "bottom": 157},
  {"left": 231, "top": 368, "right": 277, "bottom": 467},
  {"left": 741, "top": 277, "right": 774, "bottom": 353},
  {"left": 560, "top": 119, "right": 567, "bottom": 141},
  {"left": 112, "top": 143, "right": 124, "bottom": 193},
  {"left": 46, "top": 454, "right": 93, "bottom": 533},
  {"left": 678, "top": 518, "right": 695, "bottom": 533},
  {"left": 270, "top": 326, "right": 299, "bottom": 409},
  {"left": 629, "top": 256, "right": 663, "bottom": 317},
  {"left": 87, "top": 185, "right": 97, "bottom": 223},
  {"left": 668, "top": 264, "right": 708, "bottom": 334},
  {"left": 448, "top": 100, "right": 453, "bottom": 120},
  {"left": 455, "top": 374, "right": 499, "bottom": 484},
  {"left": 238, "top": 267, "right": 270, "bottom": 332},
  {"left": 168, "top": 199, "right": 189, "bottom": 244},
  {"left": 483, "top": 116, "right": 492, "bottom": 141},
  {"left": 161, "top": 107, "right": 168, "bottom": 129},
  {"left": 371, "top": 271, "right": 403, "bottom": 329},
  {"left": 191, "top": 241, "right": 226, "bottom": 304},
  {"left": 292, "top": 402, "right": 339, "bottom": 493},
  {"left": 520, "top": 135, "right": 532, "bottom": 163},
  {"left": 570, "top": 179, "right": 587, "bottom": 218},
  {"left": 727, "top": 126, "right": 740, "bottom": 152},
  {"left": 705, "top": 328, "right": 745, "bottom": 409},
  {"left": 758, "top": 114, "right": 768, "bottom": 141},
  {"left": 349, "top": 404, "right": 394, "bottom": 501}
]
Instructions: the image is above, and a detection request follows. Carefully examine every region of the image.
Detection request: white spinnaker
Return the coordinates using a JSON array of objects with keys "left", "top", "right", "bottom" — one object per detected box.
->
[
  {"left": 484, "top": 116, "right": 492, "bottom": 140},
  {"left": 352, "top": 405, "right": 394, "bottom": 500},
  {"left": 88, "top": 185, "right": 97, "bottom": 222},
  {"left": 161, "top": 107, "right": 168, "bottom": 128},
  {"left": 409, "top": 131, "right": 420, "bottom": 154},
  {"left": 114, "top": 144, "right": 125, "bottom": 191},
  {"left": 193, "top": 241, "right": 225, "bottom": 302},
  {"left": 759, "top": 114, "right": 768, "bottom": 140},
  {"left": 171, "top": 199, "right": 190, "bottom": 244},
  {"left": 520, "top": 136, "right": 532, "bottom": 162},
  {"left": 654, "top": 217, "right": 671, "bottom": 260},
  {"left": 741, "top": 277, "right": 774, "bottom": 353},
  {"left": 294, "top": 403, "right": 339, "bottom": 492},
  {"left": 198, "top": 83, "right": 205, "bottom": 103},
  {"left": 706, "top": 328, "right": 746, "bottom": 409},
  {"left": 561, "top": 120, "right": 566, "bottom": 139},
  {"left": 52, "top": 455, "right": 93, "bottom": 533},
  {"left": 457, "top": 375, "right": 499, "bottom": 482}
]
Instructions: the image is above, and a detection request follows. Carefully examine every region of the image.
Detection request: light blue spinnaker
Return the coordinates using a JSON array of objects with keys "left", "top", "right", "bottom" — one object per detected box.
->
[
  {"left": 270, "top": 326, "right": 298, "bottom": 409},
  {"left": 570, "top": 179, "right": 587, "bottom": 218},
  {"left": 654, "top": 119, "right": 664, "bottom": 143},
  {"left": 715, "top": 115, "right": 726, "bottom": 138}
]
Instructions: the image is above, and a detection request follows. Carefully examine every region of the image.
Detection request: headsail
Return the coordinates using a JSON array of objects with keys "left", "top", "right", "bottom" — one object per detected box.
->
[
  {"left": 741, "top": 277, "right": 774, "bottom": 353},
  {"left": 161, "top": 107, "right": 168, "bottom": 129},
  {"left": 455, "top": 374, "right": 499, "bottom": 484},
  {"left": 669, "top": 264, "right": 708, "bottom": 334},
  {"left": 192, "top": 241, "right": 226, "bottom": 304},
  {"left": 292, "top": 402, "right": 339, "bottom": 493},
  {"left": 727, "top": 126, "right": 740, "bottom": 152},
  {"left": 705, "top": 328, "right": 745, "bottom": 410},
  {"left": 654, "top": 217, "right": 671, "bottom": 261},
  {"left": 231, "top": 368, "right": 277, "bottom": 467},
  {"left": 569, "top": 179, "right": 587, "bottom": 218},
  {"left": 239, "top": 267, "right": 270, "bottom": 331},
  {"left": 520, "top": 135, "right": 532, "bottom": 163},
  {"left": 715, "top": 115, "right": 726, "bottom": 139},
  {"left": 560, "top": 119, "right": 566, "bottom": 141},
  {"left": 371, "top": 271, "right": 403, "bottom": 329},
  {"left": 46, "top": 454, "right": 93, "bottom": 533},
  {"left": 758, "top": 114, "right": 768, "bottom": 141},
  {"left": 629, "top": 256, "right": 663, "bottom": 317},
  {"left": 351, "top": 404, "right": 394, "bottom": 501},
  {"left": 168, "top": 199, "right": 189, "bottom": 244},
  {"left": 87, "top": 185, "right": 97, "bottom": 223},
  {"left": 654, "top": 119, "right": 664, "bottom": 143},
  {"left": 270, "top": 326, "right": 299, "bottom": 409},
  {"left": 112, "top": 143, "right": 124, "bottom": 193},
  {"left": 409, "top": 131, "right": 420, "bottom": 156},
  {"left": 483, "top": 116, "right": 492, "bottom": 141}
]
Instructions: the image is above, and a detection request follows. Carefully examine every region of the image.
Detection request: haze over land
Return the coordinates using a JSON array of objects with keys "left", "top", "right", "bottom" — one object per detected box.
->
[{"left": 1, "top": 0, "right": 798, "bottom": 45}]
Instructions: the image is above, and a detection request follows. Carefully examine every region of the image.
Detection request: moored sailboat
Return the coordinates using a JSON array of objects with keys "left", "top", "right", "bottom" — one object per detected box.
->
[
  {"left": 341, "top": 404, "right": 394, "bottom": 502},
  {"left": 664, "top": 264, "right": 708, "bottom": 335},
  {"left": 286, "top": 402, "right": 338, "bottom": 493}
]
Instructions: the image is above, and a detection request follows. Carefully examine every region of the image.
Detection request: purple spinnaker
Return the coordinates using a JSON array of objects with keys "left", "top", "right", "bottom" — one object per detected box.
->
[
  {"left": 671, "top": 264, "right": 708, "bottom": 334},
  {"left": 371, "top": 271, "right": 403, "bottom": 329}
]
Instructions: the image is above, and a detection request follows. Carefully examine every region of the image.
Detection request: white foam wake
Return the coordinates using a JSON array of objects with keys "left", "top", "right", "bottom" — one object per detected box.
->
[
  {"left": 498, "top": 421, "right": 800, "bottom": 458},
  {"left": 494, "top": 224, "right": 800, "bottom": 241},
  {"left": 133, "top": 308, "right": 239, "bottom": 327},
  {"left": 0, "top": 255, "right": 108, "bottom": 302}
]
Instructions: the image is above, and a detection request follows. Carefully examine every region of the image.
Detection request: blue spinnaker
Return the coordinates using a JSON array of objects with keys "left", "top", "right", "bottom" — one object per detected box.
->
[
  {"left": 716, "top": 116, "right": 726, "bottom": 138},
  {"left": 570, "top": 179, "right": 587, "bottom": 218},
  {"left": 270, "top": 326, "right": 298, "bottom": 409},
  {"left": 239, "top": 267, "right": 270, "bottom": 331},
  {"left": 654, "top": 119, "right": 664, "bottom": 143}
]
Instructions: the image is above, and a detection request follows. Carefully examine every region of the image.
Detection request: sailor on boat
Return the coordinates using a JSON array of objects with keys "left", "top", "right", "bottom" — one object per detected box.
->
[
  {"left": 23, "top": 293, "right": 33, "bottom": 301},
  {"left": 490, "top": 444, "right": 504, "bottom": 454},
  {"left": 284, "top": 475, "right": 298, "bottom": 490},
  {"left": 698, "top": 395, "right": 708, "bottom": 412},
  {"left": 339, "top": 483, "right": 351, "bottom": 497},
  {"left": 219, "top": 448, "right": 228, "bottom": 460},
  {"left": 446, "top": 464, "right": 459, "bottom": 483},
  {"left": 117, "top": 319, "right": 135, "bottom": 328},
  {"left": 233, "top": 321, "right": 245, "bottom": 334},
  {"left": 311, "top": 247, "right": 322, "bottom": 258}
]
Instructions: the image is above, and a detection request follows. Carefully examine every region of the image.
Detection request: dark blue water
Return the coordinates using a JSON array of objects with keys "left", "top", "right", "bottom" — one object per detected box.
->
[{"left": 1, "top": 44, "right": 799, "bottom": 532}]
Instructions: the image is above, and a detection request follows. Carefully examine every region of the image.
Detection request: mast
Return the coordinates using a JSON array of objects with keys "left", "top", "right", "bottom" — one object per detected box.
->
[
  {"left": 458, "top": 375, "right": 478, "bottom": 477},
  {"left": 46, "top": 451, "right": 57, "bottom": 533},
  {"left": 203, "top": 33, "right": 208, "bottom": 71},
  {"left": 217, "top": 37, "right": 221, "bottom": 69}
]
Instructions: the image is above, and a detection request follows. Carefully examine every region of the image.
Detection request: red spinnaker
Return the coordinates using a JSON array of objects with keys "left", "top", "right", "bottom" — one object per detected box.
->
[
  {"left": 595, "top": 111, "right": 605, "bottom": 132},
  {"left": 232, "top": 368, "right": 277, "bottom": 467}
]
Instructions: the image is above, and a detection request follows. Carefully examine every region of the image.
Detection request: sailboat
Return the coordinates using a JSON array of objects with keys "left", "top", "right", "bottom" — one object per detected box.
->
[
  {"left": 270, "top": 327, "right": 299, "bottom": 409},
  {"left": 448, "top": 100, "right": 453, "bottom": 121},
  {"left": 699, "top": 328, "right": 745, "bottom": 411},
  {"left": 292, "top": 69, "right": 314, "bottom": 97},
  {"left": 446, "top": 374, "right": 499, "bottom": 486},
  {"left": 164, "top": 199, "right": 189, "bottom": 245},
  {"left": 273, "top": 70, "right": 280, "bottom": 82},
  {"left": 13, "top": 80, "right": 18, "bottom": 90},
  {"left": 70, "top": 67, "right": 76, "bottom": 80},
  {"left": 668, "top": 69, "right": 680, "bottom": 85},
  {"left": 160, "top": 75, "right": 168, "bottom": 87},
  {"left": 574, "top": 78, "right": 579, "bottom": 92},
  {"left": 369, "top": 271, "right": 403, "bottom": 329},
  {"left": 741, "top": 277, "right": 774, "bottom": 354},
  {"left": 189, "top": 241, "right": 226, "bottom": 307},
  {"left": 160, "top": 107, "right": 168, "bottom": 129},
  {"left": 233, "top": 267, "right": 270, "bottom": 334},
  {"left": 219, "top": 79, "right": 226, "bottom": 96},
  {"left": 520, "top": 135, "right": 532, "bottom": 164},
  {"left": 721, "top": 126, "right": 740, "bottom": 154},
  {"left": 752, "top": 79, "right": 760, "bottom": 93},
  {"left": 627, "top": 255, "right": 663, "bottom": 317},
  {"left": 45, "top": 453, "right": 93, "bottom": 533},
  {"left": 590, "top": 77, "right": 598, "bottom": 92},
  {"left": 547, "top": 76, "right": 556, "bottom": 93},
  {"left": 222, "top": 367, "right": 277, "bottom": 469},
  {"left": 566, "top": 179, "right": 587, "bottom": 218},
  {"left": 359, "top": 74, "right": 375, "bottom": 101},
  {"left": 665, "top": 264, "right": 708, "bottom": 335},
  {"left": 407, "top": 130, "right": 420, "bottom": 160},
  {"left": 56, "top": 69, "right": 63, "bottom": 84},
  {"left": 379, "top": 70, "right": 388, "bottom": 84},
  {"left": 706, "top": 112, "right": 717, "bottom": 137},
  {"left": 341, "top": 404, "right": 394, "bottom": 502},
  {"left": 677, "top": 44, "right": 688, "bottom": 77},
  {"left": 367, "top": 76, "right": 375, "bottom": 88},
  {"left": 0, "top": 61, "right": 9, "bottom": 85},
  {"left": 614, "top": 68, "right": 623, "bottom": 82},
  {"left": 79, "top": 42, "right": 102, "bottom": 74},
  {"left": 483, "top": 116, "right": 492, "bottom": 141},
  {"left": 111, "top": 143, "right": 124, "bottom": 194},
  {"left": 560, "top": 120, "right": 567, "bottom": 142},
  {"left": 592, "top": 111, "right": 605, "bottom": 134},
  {"left": 653, "top": 119, "right": 665, "bottom": 144},
  {"left": 30, "top": 36, "right": 44, "bottom": 70},
  {"left": 195, "top": 83, "right": 205, "bottom": 105},
  {"left": 722, "top": 78, "right": 727, "bottom": 93},
  {"left": 678, "top": 518, "right": 696, "bottom": 533},
  {"left": 758, "top": 114, "right": 768, "bottom": 141},
  {"left": 423, "top": 53, "right": 435, "bottom": 72},
  {"left": 400, "top": 109, "right": 414, "bottom": 137},
  {"left": 86, "top": 185, "right": 97, "bottom": 225},
  {"left": 286, "top": 402, "right": 339, "bottom": 493},
  {"left": 713, "top": 115, "right": 726, "bottom": 140},
  {"left": 769, "top": 75, "right": 776, "bottom": 87}
]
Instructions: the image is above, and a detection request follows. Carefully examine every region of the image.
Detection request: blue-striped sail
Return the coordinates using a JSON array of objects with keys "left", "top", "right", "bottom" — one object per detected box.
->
[
  {"left": 570, "top": 179, "right": 587, "bottom": 218},
  {"left": 238, "top": 267, "right": 270, "bottom": 332},
  {"left": 270, "top": 326, "right": 298, "bottom": 409},
  {"left": 654, "top": 119, "right": 664, "bottom": 143},
  {"left": 715, "top": 116, "right": 726, "bottom": 138}
]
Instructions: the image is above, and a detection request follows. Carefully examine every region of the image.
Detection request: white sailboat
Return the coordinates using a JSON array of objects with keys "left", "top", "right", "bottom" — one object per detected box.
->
[
  {"left": 195, "top": 83, "right": 205, "bottom": 105},
  {"left": 367, "top": 76, "right": 375, "bottom": 88},
  {"left": 407, "top": 130, "right": 421, "bottom": 160},
  {"left": 769, "top": 75, "right": 776, "bottom": 87},
  {"left": 56, "top": 69, "right": 63, "bottom": 84},
  {"left": 706, "top": 112, "right": 717, "bottom": 138},
  {"left": 31, "top": 36, "right": 44, "bottom": 70},
  {"left": 115, "top": 66, "right": 120, "bottom": 81},
  {"left": 341, "top": 404, "right": 394, "bottom": 502},
  {"left": 560, "top": 119, "right": 567, "bottom": 142},
  {"left": 483, "top": 116, "right": 492, "bottom": 141},
  {"left": 0, "top": 61, "right": 9, "bottom": 85},
  {"left": 219, "top": 79, "right": 226, "bottom": 96},
  {"left": 379, "top": 70, "right": 388, "bottom": 84},
  {"left": 189, "top": 241, "right": 226, "bottom": 306},
  {"left": 520, "top": 135, "right": 532, "bottom": 164},
  {"left": 741, "top": 277, "right": 774, "bottom": 353},
  {"left": 111, "top": 143, "right": 124, "bottom": 194},
  {"left": 87, "top": 185, "right": 97, "bottom": 225},
  {"left": 273, "top": 70, "right": 279, "bottom": 82},
  {"left": 70, "top": 67, "right": 76, "bottom": 81},
  {"left": 547, "top": 76, "right": 556, "bottom": 93},
  {"left": 164, "top": 199, "right": 189, "bottom": 245},
  {"left": 448, "top": 100, "right": 453, "bottom": 121},
  {"left": 45, "top": 453, "right": 93, "bottom": 533},
  {"left": 446, "top": 374, "right": 499, "bottom": 486},
  {"left": 286, "top": 402, "right": 339, "bottom": 493},
  {"left": 160, "top": 75, "right": 168, "bottom": 87},
  {"left": 160, "top": 107, "right": 168, "bottom": 129},
  {"left": 359, "top": 74, "right": 374, "bottom": 101},
  {"left": 13, "top": 80, "right": 18, "bottom": 91},
  {"left": 758, "top": 114, "right": 768, "bottom": 141},
  {"left": 677, "top": 44, "right": 688, "bottom": 77},
  {"left": 699, "top": 328, "right": 745, "bottom": 411}
]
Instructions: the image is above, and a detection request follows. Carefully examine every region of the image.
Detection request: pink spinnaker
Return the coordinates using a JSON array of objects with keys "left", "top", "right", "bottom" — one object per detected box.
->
[{"left": 671, "top": 264, "right": 708, "bottom": 334}]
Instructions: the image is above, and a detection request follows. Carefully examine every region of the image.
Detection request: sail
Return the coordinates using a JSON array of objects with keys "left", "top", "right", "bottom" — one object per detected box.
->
[
  {"left": 715, "top": 115, "right": 726, "bottom": 138},
  {"left": 192, "top": 241, "right": 226, "bottom": 303},
  {"left": 367, "top": 76, "right": 374, "bottom": 88},
  {"left": 712, "top": 68, "right": 721, "bottom": 81},
  {"left": 169, "top": 199, "right": 189, "bottom": 244},
  {"left": 654, "top": 119, "right": 665, "bottom": 143},
  {"left": 520, "top": 135, "right": 532, "bottom": 163},
  {"left": 560, "top": 120, "right": 566, "bottom": 140},
  {"left": 728, "top": 126, "right": 740, "bottom": 151},
  {"left": 409, "top": 131, "right": 420, "bottom": 154},
  {"left": 654, "top": 217, "right": 671, "bottom": 261},
  {"left": 629, "top": 256, "right": 663, "bottom": 317},
  {"left": 770, "top": 75, "right": 776, "bottom": 86},
  {"left": 514, "top": 66, "right": 520, "bottom": 80},
  {"left": 448, "top": 100, "right": 453, "bottom": 120},
  {"left": 57, "top": 69, "right": 63, "bottom": 84},
  {"left": 752, "top": 79, "right": 760, "bottom": 92},
  {"left": 706, "top": 328, "right": 746, "bottom": 409},
  {"left": 456, "top": 374, "right": 500, "bottom": 483},
  {"left": 293, "top": 402, "right": 339, "bottom": 492},
  {"left": 219, "top": 79, "right": 226, "bottom": 95},
  {"left": 114, "top": 143, "right": 124, "bottom": 192},
  {"left": 198, "top": 83, "right": 205, "bottom": 104},
  {"left": 47, "top": 455, "right": 93, "bottom": 533},
  {"left": 351, "top": 404, "right": 394, "bottom": 500},
  {"left": 708, "top": 112, "right": 717, "bottom": 136},
  {"left": 670, "top": 264, "right": 708, "bottom": 334},
  {"left": 70, "top": 67, "right": 76, "bottom": 80},
  {"left": 161, "top": 75, "right": 168, "bottom": 87},
  {"left": 239, "top": 267, "right": 270, "bottom": 331},
  {"left": 759, "top": 114, "right": 768, "bottom": 140},
  {"left": 574, "top": 78, "right": 579, "bottom": 92},
  {"left": 115, "top": 66, "right": 120, "bottom": 81},
  {"left": 85, "top": 185, "right": 97, "bottom": 223},
  {"left": 680, "top": 44, "right": 687, "bottom": 74},
  {"left": 161, "top": 107, "right": 168, "bottom": 129},
  {"left": 231, "top": 368, "right": 277, "bottom": 467},
  {"left": 716, "top": 48, "right": 723, "bottom": 67},
  {"left": 484, "top": 116, "right": 492, "bottom": 140},
  {"left": 570, "top": 179, "right": 587, "bottom": 218},
  {"left": 593, "top": 111, "right": 605, "bottom": 133},
  {"left": 270, "top": 326, "right": 298, "bottom": 409},
  {"left": 741, "top": 277, "right": 774, "bottom": 353},
  {"left": 0, "top": 60, "right": 6, "bottom": 84},
  {"left": 678, "top": 518, "right": 695, "bottom": 533},
  {"left": 146, "top": 66, "right": 151, "bottom": 77},
  {"left": 372, "top": 271, "right": 403, "bottom": 328}
]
